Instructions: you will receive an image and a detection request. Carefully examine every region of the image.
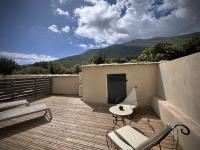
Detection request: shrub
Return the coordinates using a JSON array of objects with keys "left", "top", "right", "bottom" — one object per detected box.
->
[
  {"left": 0, "top": 58, "right": 19, "bottom": 75},
  {"left": 181, "top": 37, "right": 200, "bottom": 55},
  {"left": 92, "top": 53, "right": 106, "bottom": 64},
  {"left": 73, "top": 64, "right": 81, "bottom": 74},
  {"left": 138, "top": 42, "right": 179, "bottom": 61},
  {"left": 13, "top": 66, "right": 48, "bottom": 74}
]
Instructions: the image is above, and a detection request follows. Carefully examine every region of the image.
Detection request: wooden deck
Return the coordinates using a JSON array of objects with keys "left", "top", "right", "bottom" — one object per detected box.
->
[{"left": 0, "top": 96, "right": 177, "bottom": 150}]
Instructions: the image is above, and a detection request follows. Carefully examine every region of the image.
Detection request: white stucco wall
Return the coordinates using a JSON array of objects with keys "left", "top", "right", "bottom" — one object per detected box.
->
[
  {"left": 82, "top": 63, "right": 158, "bottom": 106},
  {"left": 158, "top": 52, "right": 200, "bottom": 124},
  {"left": 152, "top": 97, "right": 200, "bottom": 150},
  {"left": 151, "top": 53, "right": 200, "bottom": 150},
  {"left": 52, "top": 75, "right": 79, "bottom": 95}
]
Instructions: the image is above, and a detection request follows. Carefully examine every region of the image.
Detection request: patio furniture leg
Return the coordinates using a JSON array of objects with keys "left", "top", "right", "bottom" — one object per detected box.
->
[
  {"left": 113, "top": 115, "right": 117, "bottom": 129},
  {"left": 128, "top": 115, "right": 132, "bottom": 125},
  {"left": 112, "top": 115, "right": 117, "bottom": 124},
  {"left": 159, "top": 143, "right": 162, "bottom": 150},
  {"left": 26, "top": 103, "right": 30, "bottom": 106},
  {"left": 115, "top": 115, "right": 117, "bottom": 124},
  {"left": 44, "top": 108, "right": 52, "bottom": 122},
  {"left": 122, "top": 116, "right": 126, "bottom": 125},
  {"left": 106, "top": 133, "right": 111, "bottom": 149},
  {"left": 112, "top": 115, "right": 121, "bottom": 129},
  {"left": 48, "top": 108, "right": 53, "bottom": 121}
]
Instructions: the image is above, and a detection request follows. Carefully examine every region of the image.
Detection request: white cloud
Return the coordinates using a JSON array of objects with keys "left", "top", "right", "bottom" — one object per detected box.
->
[
  {"left": 0, "top": 51, "right": 58, "bottom": 65},
  {"left": 52, "top": 0, "right": 69, "bottom": 5},
  {"left": 78, "top": 44, "right": 88, "bottom": 49},
  {"left": 56, "top": 8, "right": 69, "bottom": 16},
  {"left": 62, "top": 26, "right": 70, "bottom": 33},
  {"left": 74, "top": 0, "right": 200, "bottom": 45},
  {"left": 83, "top": 0, "right": 99, "bottom": 4},
  {"left": 48, "top": 25, "right": 61, "bottom": 33},
  {"left": 58, "top": 0, "right": 68, "bottom": 4},
  {"left": 48, "top": 25, "right": 70, "bottom": 33},
  {"left": 74, "top": 0, "right": 129, "bottom": 45},
  {"left": 78, "top": 43, "right": 107, "bottom": 49}
]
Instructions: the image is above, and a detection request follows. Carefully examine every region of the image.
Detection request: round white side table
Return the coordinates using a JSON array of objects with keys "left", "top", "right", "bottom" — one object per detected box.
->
[{"left": 109, "top": 105, "right": 133, "bottom": 128}]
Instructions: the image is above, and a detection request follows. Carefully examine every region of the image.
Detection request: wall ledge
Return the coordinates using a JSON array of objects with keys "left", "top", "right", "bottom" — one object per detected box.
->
[
  {"left": 82, "top": 62, "right": 159, "bottom": 67},
  {"left": 0, "top": 74, "right": 79, "bottom": 79},
  {"left": 152, "top": 96, "right": 200, "bottom": 133},
  {"left": 151, "top": 96, "right": 200, "bottom": 150}
]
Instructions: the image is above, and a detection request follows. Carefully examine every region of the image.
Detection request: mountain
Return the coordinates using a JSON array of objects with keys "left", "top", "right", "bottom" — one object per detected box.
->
[
  {"left": 57, "top": 32, "right": 200, "bottom": 66},
  {"left": 57, "top": 44, "right": 144, "bottom": 66}
]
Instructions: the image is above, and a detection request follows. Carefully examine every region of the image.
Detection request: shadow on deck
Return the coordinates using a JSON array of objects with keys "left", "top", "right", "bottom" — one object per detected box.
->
[{"left": 0, "top": 96, "right": 177, "bottom": 150}]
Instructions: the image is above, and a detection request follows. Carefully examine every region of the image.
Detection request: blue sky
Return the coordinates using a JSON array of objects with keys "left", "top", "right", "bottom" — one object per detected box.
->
[
  {"left": 0, "top": 0, "right": 90, "bottom": 64},
  {"left": 0, "top": 0, "right": 199, "bottom": 64}
]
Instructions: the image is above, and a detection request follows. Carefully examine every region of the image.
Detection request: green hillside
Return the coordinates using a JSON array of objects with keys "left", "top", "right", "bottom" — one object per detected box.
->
[
  {"left": 57, "top": 44, "right": 145, "bottom": 66},
  {"left": 57, "top": 32, "right": 200, "bottom": 66}
]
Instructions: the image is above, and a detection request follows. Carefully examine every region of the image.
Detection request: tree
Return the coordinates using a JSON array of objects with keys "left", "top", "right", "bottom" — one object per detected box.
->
[
  {"left": 73, "top": 64, "right": 81, "bottom": 74},
  {"left": 13, "top": 66, "right": 49, "bottom": 74},
  {"left": 181, "top": 37, "right": 200, "bottom": 55},
  {"left": 33, "top": 61, "right": 49, "bottom": 69},
  {"left": 0, "top": 58, "right": 19, "bottom": 75},
  {"left": 130, "top": 59, "right": 138, "bottom": 63},
  {"left": 92, "top": 53, "right": 106, "bottom": 64},
  {"left": 111, "top": 57, "right": 129, "bottom": 63},
  {"left": 138, "top": 38, "right": 200, "bottom": 62},
  {"left": 138, "top": 42, "right": 179, "bottom": 62},
  {"left": 48, "top": 62, "right": 66, "bottom": 74},
  {"left": 111, "top": 57, "right": 121, "bottom": 63}
]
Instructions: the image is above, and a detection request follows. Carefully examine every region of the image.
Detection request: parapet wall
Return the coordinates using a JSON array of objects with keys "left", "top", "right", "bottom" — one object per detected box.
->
[
  {"left": 52, "top": 75, "right": 79, "bottom": 95},
  {"left": 0, "top": 74, "right": 80, "bottom": 96},
  {"left": 158, "top": 53, "right": 200, "bottom": 124},
  {"left": 151, "top": 52, "right": 200, "bottom": 150},
  {"left": 151, "top": 97, "right": 200, "bottom": 150}
]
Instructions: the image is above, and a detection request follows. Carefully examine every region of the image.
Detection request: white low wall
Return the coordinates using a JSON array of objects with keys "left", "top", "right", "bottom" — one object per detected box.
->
[
  {"left": 82, "top": 63, "right": 158, "bottom": 106},
  {"left": 52, "top": 75, "right": 79, "bottom": 95},
  {"left": 152, "top": 97, "right": 200, "bottom": 150},
  {"left": 0, "top": 74, "right": 53, "bottom": 79},
  {"left": 0, "top": 74, "right": 80, "bottom": 96},
  {"left": 152, "top": 53, "right": 200, "bottom": 150},
  {"left": 158, "top": 53, "right": 200, "bottom": 124}
]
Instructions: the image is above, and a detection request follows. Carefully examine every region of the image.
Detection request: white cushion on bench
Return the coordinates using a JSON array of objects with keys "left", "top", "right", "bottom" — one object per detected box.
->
[
  {"left": 0, "top": 104, "right": 49, "bottom": 122},
  {"left": 0, "top": 100, "right": 29, "bottom": 111},
  {"left": 108, "top": 131, "right": 133, "bottom": 150},
  {"left": 116, "top": 125, "right": 148, "bottom": 148}
]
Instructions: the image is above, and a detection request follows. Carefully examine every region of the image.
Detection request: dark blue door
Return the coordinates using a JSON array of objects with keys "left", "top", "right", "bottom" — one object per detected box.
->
[{"left": 107, "top": 74, "right": 127, "bottom": 104}]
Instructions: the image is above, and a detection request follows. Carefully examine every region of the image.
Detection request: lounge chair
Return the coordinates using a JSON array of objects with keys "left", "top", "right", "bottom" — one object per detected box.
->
[
  {"left": 0, "top": 104, "right": 52, "bottom": 123},
  {"left": 107, "top": 124, "right": 190, "bottom": 150},
  {"left": 0, "top": 100, "right": 29, "bottom": 111},
  {"left": 117, "top": 87, "right": 138, "bottom": 110}
]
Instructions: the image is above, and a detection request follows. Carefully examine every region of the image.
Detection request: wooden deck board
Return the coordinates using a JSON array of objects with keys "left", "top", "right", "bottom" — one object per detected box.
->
[{"left": 0, "top": 96, "right": 177, "bottom": 150}]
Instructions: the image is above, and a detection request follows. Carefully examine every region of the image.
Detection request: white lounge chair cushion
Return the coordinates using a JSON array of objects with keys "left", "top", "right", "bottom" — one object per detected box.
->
[
  {"left": 108, "top": 131, "right": 133, "bottom": 150},
  {"left": 0, "top": 104, "right": 49, "bottom": 122},
  {"left": 116, "top": 125, "right": 148, "bottom": 148},
  {"left": 0, "top": 100, "right": 29, "bottom": 111},
  {"left": 108, "top": 125, "right": 173, "bottom": 150}
]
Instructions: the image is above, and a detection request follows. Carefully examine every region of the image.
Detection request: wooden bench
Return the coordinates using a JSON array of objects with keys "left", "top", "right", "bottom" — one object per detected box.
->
[
  {"left": 0, "top": 100, "right": 29, "bottom": 111},
  {"left": 0, "top": 104, "right": 52, "bottom": 122}
]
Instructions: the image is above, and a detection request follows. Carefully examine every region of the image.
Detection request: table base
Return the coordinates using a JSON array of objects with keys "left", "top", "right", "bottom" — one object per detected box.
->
[{"left": 112, "top": 114, "right": 131, "bottom": 129}]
